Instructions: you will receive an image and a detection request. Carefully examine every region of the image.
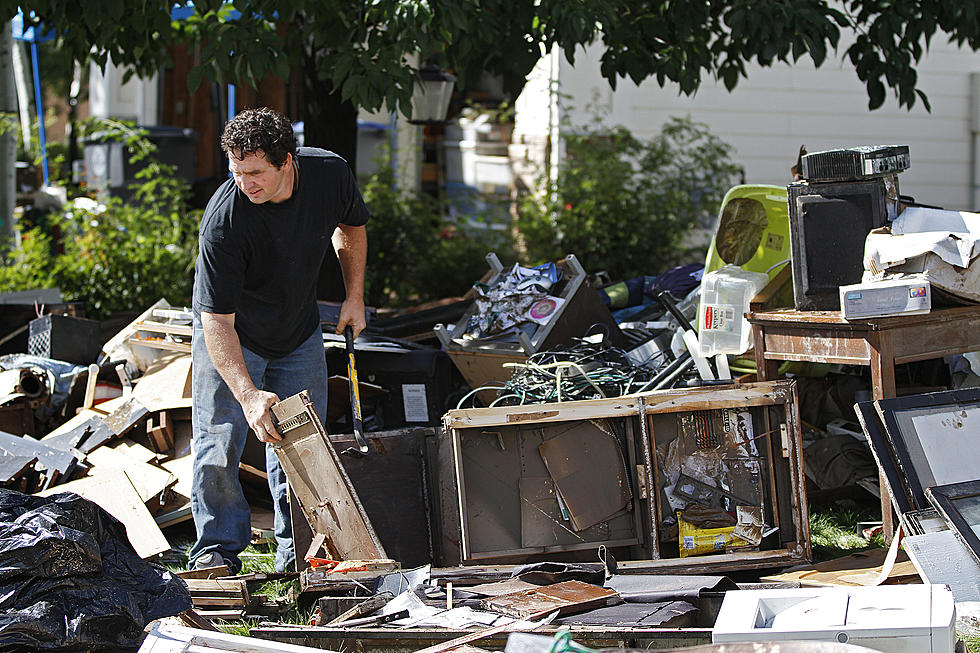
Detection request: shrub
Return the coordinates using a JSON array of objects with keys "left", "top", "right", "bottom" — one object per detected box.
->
[
  {"left": 0, "top": 120, "right": 200, "bottom": 319},
  {"left": 362, "top": 147, "right": 515, "bottom": 307},
  {"left": 516, "top": 116, "right": 740, "bottom": 280}
]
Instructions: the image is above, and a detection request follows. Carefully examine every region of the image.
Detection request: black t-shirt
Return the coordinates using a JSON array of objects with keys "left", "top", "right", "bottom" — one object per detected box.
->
[{"left": 193, "top": 147, "right": 369, "bottom": 358}]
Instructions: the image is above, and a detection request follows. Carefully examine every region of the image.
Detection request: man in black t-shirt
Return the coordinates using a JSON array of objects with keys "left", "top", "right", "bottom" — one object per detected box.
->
[{"left": 187, "top": 107, "right": 369, "bottom": 573}]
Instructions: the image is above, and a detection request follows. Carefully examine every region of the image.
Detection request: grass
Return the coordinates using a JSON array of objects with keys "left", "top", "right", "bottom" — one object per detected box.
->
[
  {"left": 160, "top": 533, "right": 310, "bottom": 635},
  {"left": 808, "top": 503, "right": 885, "bottom": 561}
]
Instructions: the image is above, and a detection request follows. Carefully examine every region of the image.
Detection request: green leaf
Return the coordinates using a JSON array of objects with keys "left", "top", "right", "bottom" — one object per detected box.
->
[{"left": 187, "top": 64, "right": 205, "bottom": 94}]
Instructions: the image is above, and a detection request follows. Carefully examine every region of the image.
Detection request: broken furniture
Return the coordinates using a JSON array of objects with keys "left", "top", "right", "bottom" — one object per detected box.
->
[
  {"left": 270, "top": 391, "right": 387, "bottom": 563},
  {"left": 290, "top": 426, "right": 438, "bottom": 582},
  {"left": 747, "top": 305, "right": 980, "bottom": 541},
  {"left": 435, "top": 254, "right": 625, "bottom": 397},
  {"left": 712, "top": 584, "right": 955, "bottom": 652},
  {"left": 440, "top": 380, "right": 809, "bottom": 572}
]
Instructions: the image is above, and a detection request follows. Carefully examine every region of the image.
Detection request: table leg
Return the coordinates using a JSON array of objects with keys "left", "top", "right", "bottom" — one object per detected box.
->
[
  {"left": 752, "top": 325, "right": 780, "bottom": 381},
  {"left": 870, "top": 332, "right": 897, "bottom": 543}
]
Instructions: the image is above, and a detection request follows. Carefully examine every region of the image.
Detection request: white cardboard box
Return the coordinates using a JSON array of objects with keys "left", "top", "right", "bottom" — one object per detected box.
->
[{"left": 839, "top": 276, "right": 930, "bottom": 319}]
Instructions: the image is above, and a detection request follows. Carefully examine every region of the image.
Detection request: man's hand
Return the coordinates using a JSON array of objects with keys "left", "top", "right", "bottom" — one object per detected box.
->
[
  {"left": 335, "top": 297, "right": 366, "bottom": 339},
  {"left": 241, "top": 387, "right": 282, "bottom": 443}
]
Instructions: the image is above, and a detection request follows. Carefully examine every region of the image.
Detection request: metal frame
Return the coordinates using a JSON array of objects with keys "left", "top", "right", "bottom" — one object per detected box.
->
[
  {"left": 875, "top": 387, "right": 980, "bottom": 509},
  {"left": 854, "top": 398, "right": 915, "bottom": 515},
  {"left": 925, "top": 479, "right": 980, "bottom": 567}
]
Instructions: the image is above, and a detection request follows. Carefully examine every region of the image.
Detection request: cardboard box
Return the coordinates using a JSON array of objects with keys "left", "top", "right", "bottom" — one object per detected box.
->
[{"left": 839, "top": 276, "right": 930, "bottom": 319}]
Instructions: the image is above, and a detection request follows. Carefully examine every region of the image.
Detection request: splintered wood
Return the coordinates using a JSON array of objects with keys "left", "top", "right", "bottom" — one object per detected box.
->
[{"left": 270, "top": 390, "right": 386, "bottom": 562}]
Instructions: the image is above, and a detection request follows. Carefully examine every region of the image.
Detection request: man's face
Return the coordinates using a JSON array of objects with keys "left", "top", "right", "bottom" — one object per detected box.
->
[{"left": 228, "top": 150, "right": 293, "bottom": 204}]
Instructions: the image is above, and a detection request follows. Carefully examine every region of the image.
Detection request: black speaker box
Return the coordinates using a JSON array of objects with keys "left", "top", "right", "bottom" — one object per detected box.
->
[{"left": 788, "top": 179, "right": 888, "bottom": 311}]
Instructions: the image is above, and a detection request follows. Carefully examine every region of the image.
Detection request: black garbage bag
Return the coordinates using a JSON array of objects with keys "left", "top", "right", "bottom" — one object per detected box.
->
[{"left": 0, "top": 489, "right": 191, "bottom": 650}]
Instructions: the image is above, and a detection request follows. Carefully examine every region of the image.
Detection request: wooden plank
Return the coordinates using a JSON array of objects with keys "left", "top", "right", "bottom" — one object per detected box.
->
[
  {"left": 0, "top": 430, "right": 79, "bottom": 480},
  {"left": 38, "top": 468, "right": 170, "bottom": 558},
  {"left": 124, "top": 336, "right": 190, "bottom": 353},
  {"left": 481, "top": 580, "right": 620, "bottom": 618},
  {"left": 270, "top": 391, "right": 386, "bottom": 561},
  {"left": 186, "top": 578, "right": 250, "bottom": 608},
  {"left": 101, "top": 396, "right": 150, "bottom": 438},
  {"left": 0, "top": 453, "right": 36, "bottom": 483},
  {"left": 135, "top": 321, "right": 192, "bottom": 337},
  {"left": 44, "top": 396, "right": 148, "bottom": 455},
  {"left": 86, "top": 445, "right": 175, "bottom": 503},
  {"left": 133, "top": 352, "right": 193, "bottom": 412},
  {"left": 110, "top": 437, "right": 159, "bottom": 464},
  {"left": 176, "top": 565, "right": 231, "bottom": 580},
  {"left": 146, "top": 411, "right": 175, "bottom": 453},
  {"left": 442, "top": 381, "right": 797, "bottom": 429}
]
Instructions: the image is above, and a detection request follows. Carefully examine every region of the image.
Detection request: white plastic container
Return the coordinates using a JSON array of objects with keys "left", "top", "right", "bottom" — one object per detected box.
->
[{"left": 698, "top": 264, "right": 770, "bottom": 356}]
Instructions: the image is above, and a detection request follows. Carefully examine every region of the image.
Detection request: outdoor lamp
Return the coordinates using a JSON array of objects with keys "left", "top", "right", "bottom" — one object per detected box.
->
[{"left": 409, "top": 64, "right": 456, "bottom": 124}]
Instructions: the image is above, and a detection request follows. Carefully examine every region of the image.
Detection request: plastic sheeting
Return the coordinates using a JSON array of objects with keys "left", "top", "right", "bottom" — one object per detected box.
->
[{"left": 0, "top": 489, "right": 191, "bottom": 650}]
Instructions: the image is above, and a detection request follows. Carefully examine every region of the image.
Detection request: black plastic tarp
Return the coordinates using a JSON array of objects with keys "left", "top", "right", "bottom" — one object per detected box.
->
[{"left": 0, "top": 489, "right": 190, "bottom": 650}]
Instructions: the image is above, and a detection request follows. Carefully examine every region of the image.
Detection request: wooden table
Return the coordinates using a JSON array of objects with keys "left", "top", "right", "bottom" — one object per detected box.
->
[{"left": 746, "top": 305, "right": 980, "bottom": 539}]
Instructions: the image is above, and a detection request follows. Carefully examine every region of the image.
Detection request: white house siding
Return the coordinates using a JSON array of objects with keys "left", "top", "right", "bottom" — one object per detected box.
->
[{"left": 516, "top": 38, "right": 980, "bottom": 211}]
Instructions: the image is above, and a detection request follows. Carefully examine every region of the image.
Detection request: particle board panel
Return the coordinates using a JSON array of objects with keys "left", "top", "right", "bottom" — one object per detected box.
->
[
  {"left": 132, "top": 351, "right": 193, "bottom": 412},
  {"left": 0, "top": 429, "right": 80, "bottom": 481},
  {"left": 38, "top": 467, "right": 170, "bottom": 558},
  {"left": 480, "top": 580, "right": 620, "bottom": 618},
  {"left": 86, "top": 445, "right": 175, "bottom": 503},
  {"left": 270, "top": 391, "right": 385, "bottom": 561}
]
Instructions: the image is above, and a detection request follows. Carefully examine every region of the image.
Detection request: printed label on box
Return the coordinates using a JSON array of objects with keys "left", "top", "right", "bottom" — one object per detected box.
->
[
  {"left": 703, "top": 304, "right": 737, "bottom": 332},
  {"left": 402, "top": 384, "right": 429, "bottom": 422}
]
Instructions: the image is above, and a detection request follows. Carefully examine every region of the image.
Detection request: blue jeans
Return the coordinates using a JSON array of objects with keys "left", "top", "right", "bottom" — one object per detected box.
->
[{"left": 189, "top": 320, "right": 327, "bottom": 573}]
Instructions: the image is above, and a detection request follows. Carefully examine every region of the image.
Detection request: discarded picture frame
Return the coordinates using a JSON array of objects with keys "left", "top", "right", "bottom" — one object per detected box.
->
[{"left": 873, "top": 387, "right": 980, "bottom": 509}]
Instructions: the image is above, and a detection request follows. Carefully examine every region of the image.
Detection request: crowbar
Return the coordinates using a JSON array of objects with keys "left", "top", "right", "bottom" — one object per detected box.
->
[{"left": 344, "top": 325, "right": 370, "bottom": 455}]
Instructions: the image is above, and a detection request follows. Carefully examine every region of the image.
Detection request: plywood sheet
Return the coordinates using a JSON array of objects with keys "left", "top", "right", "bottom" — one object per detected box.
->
[
  {"left": 132, "top": 352, "right": 193, "bottom": 412},
  {"left": 87, "top": 445, "right": 175, "bottom": 503},
  {"left": 39, "top": 468, "right": 170, "bottom": 558}
]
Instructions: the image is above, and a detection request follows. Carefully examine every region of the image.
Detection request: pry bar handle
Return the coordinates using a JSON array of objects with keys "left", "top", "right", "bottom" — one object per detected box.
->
[{"left": 345, "top": 326, "right": 370, "bottom": 454}]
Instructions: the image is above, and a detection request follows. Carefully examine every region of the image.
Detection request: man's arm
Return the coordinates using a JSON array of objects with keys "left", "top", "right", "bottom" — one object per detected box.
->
[
  {"left": 332, "top": 222, "right": 368, "bottom": 337},
  {"left": 200, "top": 311, "right": 282, "bottom": 442}
]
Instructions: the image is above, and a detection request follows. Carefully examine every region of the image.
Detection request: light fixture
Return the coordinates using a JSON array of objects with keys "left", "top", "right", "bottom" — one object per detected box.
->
[{"left": 409, "top": 64, "right": 456, "bottom": 124}]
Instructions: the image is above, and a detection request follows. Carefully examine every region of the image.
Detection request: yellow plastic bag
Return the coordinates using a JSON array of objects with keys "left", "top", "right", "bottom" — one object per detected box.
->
[{"left": 677, "top": 512, "right": 752, "bottom": 558}]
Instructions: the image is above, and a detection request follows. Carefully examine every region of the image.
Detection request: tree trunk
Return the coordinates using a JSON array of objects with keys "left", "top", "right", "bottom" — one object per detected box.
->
[{"left": 300, "top": 41, "right": 360, "bottom": 302}]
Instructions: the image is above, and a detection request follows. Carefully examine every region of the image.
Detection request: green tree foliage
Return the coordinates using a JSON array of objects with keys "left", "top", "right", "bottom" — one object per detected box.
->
[
  {"left": 0, "top": 121, "right": 200, "bottom": 319},
  {"left": 5, "top": 1, "right": 979, "bottom": 114},
  {"left": 517, "top": 116, "right": 740, "bottom": 280},
  {"left": 361, "top": 146, "right": 515, "bottom": 307}
]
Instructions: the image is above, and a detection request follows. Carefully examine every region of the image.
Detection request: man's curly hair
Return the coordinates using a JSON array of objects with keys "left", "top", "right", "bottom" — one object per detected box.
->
[{"left": 220, "top": 107, "right": 297, "bottom": 169}]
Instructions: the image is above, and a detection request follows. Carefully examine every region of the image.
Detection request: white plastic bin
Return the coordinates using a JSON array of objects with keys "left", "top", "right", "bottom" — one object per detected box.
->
[{"left": 698, "top": 264, "right": 770, "bottom": 356}]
